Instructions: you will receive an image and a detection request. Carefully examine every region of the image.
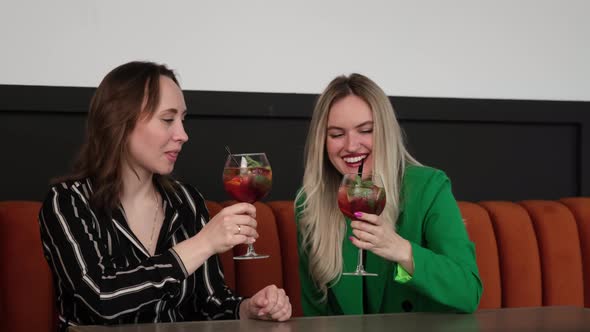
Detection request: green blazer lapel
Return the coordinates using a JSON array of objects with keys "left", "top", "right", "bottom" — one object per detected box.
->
[
  {"left": 365, "top": 250, "right": 393, "bottom": 313},
  {"left": 330, "top": 217, "right": 363, "bottom": 315},
  {"left": 365, "top": 206, "right": 405, "bottom": 313}
]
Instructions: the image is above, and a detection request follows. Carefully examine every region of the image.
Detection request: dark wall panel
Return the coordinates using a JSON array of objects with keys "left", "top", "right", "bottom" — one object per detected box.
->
[
  {"left": 0, "top": 112, "right": 85, "bottom": 200},
  {"left": 0, "top": 85, "right": 588, "bottom": 202},
  {"left": 174, "top": 116, "right": 309, "bottom": 202},
  {"left": 403, "top": 121, "right": 578, "bottom": 201}
]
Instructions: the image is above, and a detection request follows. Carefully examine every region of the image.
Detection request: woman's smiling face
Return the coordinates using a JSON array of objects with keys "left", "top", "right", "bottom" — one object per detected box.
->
[{"left": 325, "top": 94, "right": 374, "bottom": 176}]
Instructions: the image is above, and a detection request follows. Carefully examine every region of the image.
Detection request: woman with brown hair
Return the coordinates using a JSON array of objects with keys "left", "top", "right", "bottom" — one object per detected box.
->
[{"left": 39, "top": 61, "right": 291, "bottom": 331}]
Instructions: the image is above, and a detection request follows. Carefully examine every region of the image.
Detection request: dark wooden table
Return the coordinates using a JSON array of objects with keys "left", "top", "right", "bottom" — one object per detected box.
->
[{"left": 69, "top": 306, "right": 590, "bottom": 332}]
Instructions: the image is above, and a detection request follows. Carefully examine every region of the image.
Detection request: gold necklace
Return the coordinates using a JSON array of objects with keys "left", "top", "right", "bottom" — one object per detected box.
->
[{"left": 147, "top": 189, "right": 160, "bottom": 255}]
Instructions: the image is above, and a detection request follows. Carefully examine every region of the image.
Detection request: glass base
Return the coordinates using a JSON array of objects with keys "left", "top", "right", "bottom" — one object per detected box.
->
[
  {"left": 233, "top": 252, "right": 270, "bottom": 260},
  {"left": 342, "top": 270, "right": 378, "bottom": 277}
]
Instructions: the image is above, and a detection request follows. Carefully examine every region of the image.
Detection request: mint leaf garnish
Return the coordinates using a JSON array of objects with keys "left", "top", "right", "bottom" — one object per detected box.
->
[
  {"left": 355, "top": 174, "right": 362, "bottom": 186},
  {"left": 245, "top": 155, "right": 262, "bottom": 167}
]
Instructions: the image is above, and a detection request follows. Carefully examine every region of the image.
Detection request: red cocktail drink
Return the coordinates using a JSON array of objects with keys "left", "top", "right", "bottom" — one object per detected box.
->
[
  {"left": 223, "top": 166, "right": 272, "bottom": 203},
  {"left": 337, "top": 182, "right": 386, "bottom": 219},
  {"left": 337, "top": 173, "right": 386, "bottom": 276},
  {"left": 222, "top": 152, "right": 272, "bottom": 260}
]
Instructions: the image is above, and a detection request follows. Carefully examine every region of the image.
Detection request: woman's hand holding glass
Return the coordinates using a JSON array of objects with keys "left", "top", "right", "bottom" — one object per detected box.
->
[
  {"left": 172, "top": 202, "right": 259, "bottom": 276},
  {"left": 349, "top": 211, "right": 414, "bottom": 274},
  {"left": 196, "top": 202, "right": 259, "bottom": 256}
]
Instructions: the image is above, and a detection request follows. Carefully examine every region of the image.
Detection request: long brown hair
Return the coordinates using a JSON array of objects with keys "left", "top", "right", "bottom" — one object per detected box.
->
[{"left": 59, "top": 61, "right": 180, "bottom": 213}]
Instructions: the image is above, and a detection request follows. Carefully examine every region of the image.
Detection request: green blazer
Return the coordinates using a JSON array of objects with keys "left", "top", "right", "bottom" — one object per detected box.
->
[{"left": 296, "top": 166, "right": 482, "bottom": 315}]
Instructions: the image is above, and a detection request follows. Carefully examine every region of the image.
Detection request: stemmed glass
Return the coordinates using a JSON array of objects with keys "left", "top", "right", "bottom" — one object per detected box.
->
[
  {"left": 222, "top": 152, "right": 272, "bottom": 260},
  {"left": 337, "top": 172, "right": 386, "bottom": 276}
]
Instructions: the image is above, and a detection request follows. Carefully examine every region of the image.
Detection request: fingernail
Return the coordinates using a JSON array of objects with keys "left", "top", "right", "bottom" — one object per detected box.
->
[
  {"left": 349, "top": 236, "right": 354, "bottom": 242},
  {"left": 354, "top": 212, "right": 362, "bottom": 218}
]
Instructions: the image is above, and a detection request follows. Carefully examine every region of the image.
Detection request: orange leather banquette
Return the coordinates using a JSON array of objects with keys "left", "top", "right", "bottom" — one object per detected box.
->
[{"left": 1, "top": 198, "right": 589, "bottom": 332}]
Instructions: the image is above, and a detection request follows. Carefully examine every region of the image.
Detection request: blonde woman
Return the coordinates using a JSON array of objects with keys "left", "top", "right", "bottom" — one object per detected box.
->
[{"left": 295, "top": 73, "right": 481, "bottom": 315}]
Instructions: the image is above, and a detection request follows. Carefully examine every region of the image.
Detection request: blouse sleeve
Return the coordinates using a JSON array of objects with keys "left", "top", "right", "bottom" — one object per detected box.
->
[{"left": 178, "top": 183, "right": 244, "bottom": 320}]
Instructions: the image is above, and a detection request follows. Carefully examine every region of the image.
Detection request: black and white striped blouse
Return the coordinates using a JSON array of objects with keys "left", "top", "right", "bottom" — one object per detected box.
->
[{"left": 39, "top": 178, "right": 242, "bottom": 332}]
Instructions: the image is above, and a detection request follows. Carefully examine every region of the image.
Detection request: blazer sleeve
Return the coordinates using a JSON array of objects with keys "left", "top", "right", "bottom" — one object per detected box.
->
[
  {"left": 399, "top": 171, "right": 483, "bottom": 313},
  {"left": 39, "top": 184, "right": 188, "bottom": 322}
]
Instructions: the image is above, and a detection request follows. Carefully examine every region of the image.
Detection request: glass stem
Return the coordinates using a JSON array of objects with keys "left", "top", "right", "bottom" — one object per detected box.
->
[
  {"left": 355, "top": 248, "right": 365, "bottom": 273},
  {"left": 246, "top": 244, "right": 256, "bottom": 255}
]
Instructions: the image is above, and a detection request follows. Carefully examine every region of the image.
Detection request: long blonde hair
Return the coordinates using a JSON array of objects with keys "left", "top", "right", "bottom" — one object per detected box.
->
[{"left": 296, "top": 73, "right": 420, "bottom": 300}]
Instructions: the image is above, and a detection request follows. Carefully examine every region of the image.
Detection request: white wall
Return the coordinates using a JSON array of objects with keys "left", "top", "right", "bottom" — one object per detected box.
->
[{"left": 1, "top": 0, "right": 589, "bottom": 101}]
